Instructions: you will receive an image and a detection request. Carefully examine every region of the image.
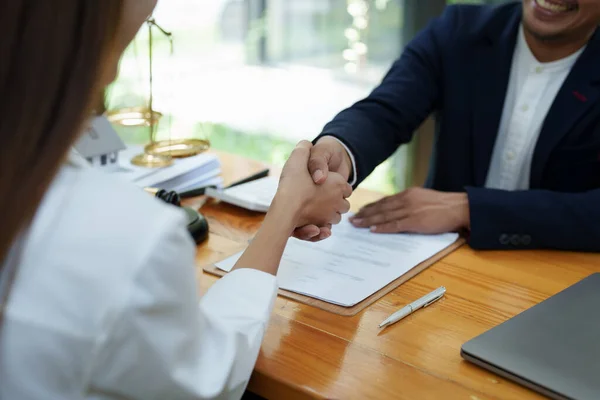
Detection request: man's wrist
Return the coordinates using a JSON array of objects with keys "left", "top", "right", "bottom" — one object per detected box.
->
[
  {"left": 454, "top": 193, "right": 471, "bottom": 230},
  {"left": 319, "top": 135, "right": 358, "bottom": 185},
  {"left": 341, "top": 149, "right": 353, "bottom": 182}
]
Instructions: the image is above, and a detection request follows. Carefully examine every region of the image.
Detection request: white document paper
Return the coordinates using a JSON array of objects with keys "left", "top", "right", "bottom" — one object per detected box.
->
[
  {"left": 216, "top": 215, "right": 459, "bottom": 306},
  {"left": 205, "top": 176, "right": 278, "bottom": 212}
]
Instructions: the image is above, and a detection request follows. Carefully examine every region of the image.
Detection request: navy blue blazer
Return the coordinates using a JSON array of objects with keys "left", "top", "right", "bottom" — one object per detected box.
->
[{"left": 318, "top": 2, "right": 600, "bottom": 251}]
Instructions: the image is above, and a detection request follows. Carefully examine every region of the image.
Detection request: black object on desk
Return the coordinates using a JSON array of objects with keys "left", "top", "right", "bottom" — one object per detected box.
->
[
  {"left": 183, "top": 206, "right": 209, "bottom": 243},
  {"left": 227, "top": 167, "right": 270, "bottom": 188},
  {"left": 179, "top": 168, "right": 270, "bottom": 199},
  {"left": 153, "top": 189, "right": 209, "bottom": 244},
  {"left": 151, "top": 168, "right": 270, "bottom": 243}
]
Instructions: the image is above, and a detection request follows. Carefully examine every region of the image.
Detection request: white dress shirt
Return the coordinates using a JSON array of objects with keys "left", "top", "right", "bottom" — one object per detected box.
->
[
  {"left": 335, "top": 26, "right": 584, "bottom": 191},
  {"left": 0, "top": 155, "right": 278, "bottom": 400},
  {"left": 485, "top": 26, "right": 584, "bottom": 190}
]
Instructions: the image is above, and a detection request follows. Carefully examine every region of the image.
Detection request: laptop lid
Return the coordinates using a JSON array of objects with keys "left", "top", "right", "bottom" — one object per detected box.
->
[{"left": 461, "top": 273, "right": 600, "bottom": 400}]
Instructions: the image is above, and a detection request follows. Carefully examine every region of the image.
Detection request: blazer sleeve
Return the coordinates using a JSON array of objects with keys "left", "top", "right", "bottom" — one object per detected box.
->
[
  {"left": 467, "top": 187, "right": 600, "bottom": 251},
  {"left": 87, "top": 212, "right": 278, "bottom": 400},
  {"left": 315, "top": 7, "right": 457, "bottom": 185}
]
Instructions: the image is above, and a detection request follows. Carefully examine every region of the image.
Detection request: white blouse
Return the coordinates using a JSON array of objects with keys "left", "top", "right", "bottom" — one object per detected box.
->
[{"left": 0, "top": 156, "right": 278, "bottom": 400}]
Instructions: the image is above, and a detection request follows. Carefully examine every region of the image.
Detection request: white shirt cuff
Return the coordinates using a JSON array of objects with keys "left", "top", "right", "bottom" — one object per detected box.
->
[
  {"left": 329, "top": 137, "right": 358, "bottom": 186},
  {"left": 201, "top": 268, "right": 278, "bottom": 322}
]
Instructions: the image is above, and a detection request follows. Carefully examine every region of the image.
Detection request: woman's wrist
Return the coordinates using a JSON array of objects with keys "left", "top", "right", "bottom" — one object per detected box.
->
[
  {"left": 231, "top": 194, "right": 299, "bottom": 275},
  {"left": 269, "top": 190, "right": 304, "bottom": 232}
]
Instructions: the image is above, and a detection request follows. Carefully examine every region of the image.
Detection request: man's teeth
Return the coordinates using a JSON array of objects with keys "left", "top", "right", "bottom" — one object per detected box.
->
[{"left": 537, "top": 0, "right": 576, "bottom": 12}]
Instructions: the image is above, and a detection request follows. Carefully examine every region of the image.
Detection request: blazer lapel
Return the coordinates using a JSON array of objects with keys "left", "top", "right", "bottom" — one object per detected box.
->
[
  {"left": 471, "top": 8, "right": 522, "bottom": 186},
  {"left": 530, "top": 31, "right": 600, "bottom": 188}
]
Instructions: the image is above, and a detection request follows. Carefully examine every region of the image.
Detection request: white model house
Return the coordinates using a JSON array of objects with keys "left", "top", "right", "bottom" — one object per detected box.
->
[{"left": 74, "top": 116, "right": 126, "bottom": 172}]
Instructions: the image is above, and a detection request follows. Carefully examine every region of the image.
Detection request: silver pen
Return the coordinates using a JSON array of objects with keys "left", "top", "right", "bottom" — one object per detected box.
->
[{"left": 379, "top": 286, "right": 446, "bottom": 328}]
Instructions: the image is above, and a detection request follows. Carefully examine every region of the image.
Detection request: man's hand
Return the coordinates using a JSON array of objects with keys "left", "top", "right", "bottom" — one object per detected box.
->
[
  {"left": 293, "top": 136, "right": 354, "bottom": 241},
  {"left": 350, "top": 188, "right": 470, "bottom": 234},
  {"left": 307, "top": 136, "right": 353, "bottom": 184}
]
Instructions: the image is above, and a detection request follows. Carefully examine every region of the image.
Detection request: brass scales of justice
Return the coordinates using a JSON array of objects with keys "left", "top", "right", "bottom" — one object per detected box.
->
[
  {"left": 107, "top": 18, "right": 209, "bottom": 168},
  {"left": 106, "top": 18, "right": 210, "bottom": 244}
]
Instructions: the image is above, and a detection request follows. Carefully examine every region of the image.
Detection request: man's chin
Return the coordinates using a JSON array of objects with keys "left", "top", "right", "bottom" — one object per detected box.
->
[{"left": 523, "top": 19, "right": 571, "bottom": 42}]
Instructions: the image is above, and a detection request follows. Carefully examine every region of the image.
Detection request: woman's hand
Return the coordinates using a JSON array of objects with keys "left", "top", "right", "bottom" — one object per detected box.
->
[
  {"left": 273, "top": 141, "right": 352, "bottom": 233},
  {"left": 231, "top": 141, "right": 351, "bottom": 276}
]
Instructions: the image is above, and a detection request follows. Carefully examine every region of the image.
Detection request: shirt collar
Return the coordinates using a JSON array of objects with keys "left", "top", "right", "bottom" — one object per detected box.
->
[{"left": 517, "top": 25, "right": 586, "bottom": 73}]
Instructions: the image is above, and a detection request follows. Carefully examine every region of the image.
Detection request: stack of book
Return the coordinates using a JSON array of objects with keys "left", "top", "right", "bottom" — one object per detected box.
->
[{"left": 114, "top": 145, "right": 223, "bottom": 192}]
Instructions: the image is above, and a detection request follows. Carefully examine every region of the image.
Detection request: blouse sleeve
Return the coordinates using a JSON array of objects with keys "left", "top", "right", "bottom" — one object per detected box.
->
[{"left": 87, "top": 211, "right": 278, "bottom": 400}]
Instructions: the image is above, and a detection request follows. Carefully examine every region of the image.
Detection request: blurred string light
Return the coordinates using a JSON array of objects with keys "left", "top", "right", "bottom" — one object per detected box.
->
[{"left": 344, "top": 0, "right": 369, "bottom": 75}]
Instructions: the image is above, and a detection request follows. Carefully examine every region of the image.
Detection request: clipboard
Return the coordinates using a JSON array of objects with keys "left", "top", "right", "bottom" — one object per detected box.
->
[{"left": 203, "top": 237, "right": 465, "bottom": 316}]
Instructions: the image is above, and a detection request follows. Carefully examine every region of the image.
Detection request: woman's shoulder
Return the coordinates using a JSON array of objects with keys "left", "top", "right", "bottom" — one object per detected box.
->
[
  {"left": 7, "top": 160, "right": 195, "bottom": 327},
  {"left": 3, "top": 161, "right": 198, "bottom": 379},
  {"left": 28, "top": 160, "right": 191, "bottom": 277},
  {"left": 65, "top": 160, "right": 180, "bottom": 224}
]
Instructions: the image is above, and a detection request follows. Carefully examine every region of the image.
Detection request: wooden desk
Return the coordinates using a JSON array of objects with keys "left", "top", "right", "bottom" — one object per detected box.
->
[{"left": 191, "top": 152, "right": 600, "bottom": 400}]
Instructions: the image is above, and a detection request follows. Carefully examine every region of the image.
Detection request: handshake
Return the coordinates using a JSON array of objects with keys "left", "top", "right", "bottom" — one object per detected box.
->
[
  {"left": 273, "top": 137, "right": 354, "bottom": 242},
  {"left": 274, "top": 136, "right": 471, "bottom": 239}
]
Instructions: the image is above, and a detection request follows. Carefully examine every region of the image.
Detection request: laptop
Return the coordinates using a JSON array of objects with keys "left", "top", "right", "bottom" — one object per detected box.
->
[{"left": 461, "top": 273, "right": 600, "bottom": 400}]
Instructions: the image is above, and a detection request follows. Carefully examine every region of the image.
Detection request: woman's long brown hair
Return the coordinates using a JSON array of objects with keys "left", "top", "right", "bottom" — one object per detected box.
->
[{"left": 0, "top": 1, "right": 123, "bottom": 273}]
